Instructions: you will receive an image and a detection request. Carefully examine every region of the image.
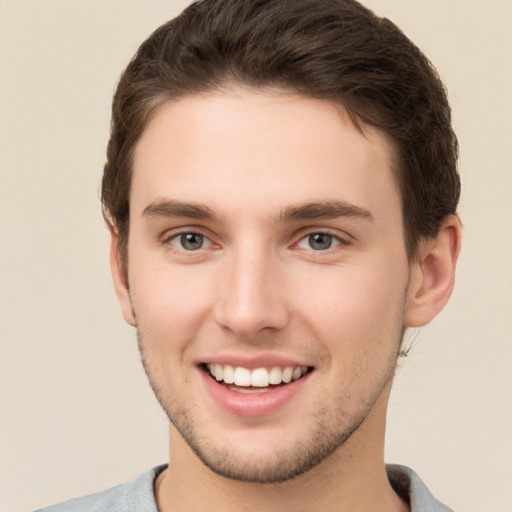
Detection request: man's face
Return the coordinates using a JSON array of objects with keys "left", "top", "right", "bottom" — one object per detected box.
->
[{"left": 118, "top": 89, "right": 414, "bottom": 482}]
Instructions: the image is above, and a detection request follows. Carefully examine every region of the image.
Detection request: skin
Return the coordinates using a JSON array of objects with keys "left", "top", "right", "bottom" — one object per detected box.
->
[{"left": 111, "top": 88, "right": 460, "bottom": 512}]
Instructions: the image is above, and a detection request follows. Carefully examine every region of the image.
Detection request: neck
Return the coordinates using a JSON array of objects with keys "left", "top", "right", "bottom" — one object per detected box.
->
[{"left": 155, "top": 385, "right": 408, "bottom": 512}]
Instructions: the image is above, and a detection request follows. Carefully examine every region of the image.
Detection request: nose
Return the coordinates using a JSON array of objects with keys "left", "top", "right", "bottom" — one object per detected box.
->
[{"left": 213, "top": 246, "right": 290, "bottom": 338}]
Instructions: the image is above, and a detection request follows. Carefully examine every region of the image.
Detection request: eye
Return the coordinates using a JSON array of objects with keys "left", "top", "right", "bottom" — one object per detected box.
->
[
  {"left": 297, "top": 232, "right": 342, "bottom": 251},
  {"left": 168, "top": 232, "right": 211, "bottom": 251}
]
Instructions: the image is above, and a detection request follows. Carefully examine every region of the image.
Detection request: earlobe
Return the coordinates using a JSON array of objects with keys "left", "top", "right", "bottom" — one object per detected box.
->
[
  {"left": 404, "top": 215, "right": 461, "bottom": 328},
  {"left": 109, "top": 230, "right": 136, "bottom": 327}
]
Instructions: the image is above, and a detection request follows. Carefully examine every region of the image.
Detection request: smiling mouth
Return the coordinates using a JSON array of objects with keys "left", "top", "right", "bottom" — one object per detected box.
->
[{"left": 203, "top": 363, "right": 313, "bottom": 393}]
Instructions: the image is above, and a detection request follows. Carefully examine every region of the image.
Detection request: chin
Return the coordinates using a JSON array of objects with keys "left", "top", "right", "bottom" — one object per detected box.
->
[{"left": 167, "top": 407, "right": 361, "bottom": 484}]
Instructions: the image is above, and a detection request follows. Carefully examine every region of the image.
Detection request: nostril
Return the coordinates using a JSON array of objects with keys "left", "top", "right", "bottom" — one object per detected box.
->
[{"left": 212, "top": 270, "right": 290, "bottom": 336}]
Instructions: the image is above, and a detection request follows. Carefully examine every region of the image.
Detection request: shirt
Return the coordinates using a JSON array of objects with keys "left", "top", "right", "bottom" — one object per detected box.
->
[{"left": 35, "top": 463, "right": 454, "bottom": 511}]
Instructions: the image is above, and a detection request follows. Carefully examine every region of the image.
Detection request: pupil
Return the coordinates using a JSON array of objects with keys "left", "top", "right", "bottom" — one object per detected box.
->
[
  {"left": 309, "top": 233, "right": 332, "bottom": 250},
  {"left": 181, "top": 233, "right": 203, "bottom": 250}
]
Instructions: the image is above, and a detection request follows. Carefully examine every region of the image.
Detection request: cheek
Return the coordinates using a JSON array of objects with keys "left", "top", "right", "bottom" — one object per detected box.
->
[
  {"left": 129, "top": 261, "right": 214, "bottom": 348},
  {"left": 292, "top": 262, "right": 408, "bottom": 351}
]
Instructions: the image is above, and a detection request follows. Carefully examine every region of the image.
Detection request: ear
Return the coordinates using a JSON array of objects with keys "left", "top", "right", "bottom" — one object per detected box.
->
[
  {"left": 404, "top": 215, "right": 461, "bottom": 327},
  {"left": 109, "top": 230, "right": 136, "bottom": 327}
]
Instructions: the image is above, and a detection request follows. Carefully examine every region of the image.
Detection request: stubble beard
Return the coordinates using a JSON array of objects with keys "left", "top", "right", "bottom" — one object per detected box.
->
[
  {"left": 136, "top": 337, "right": 401, "bottom": 484},
  {"left": 159, "top": 400, "right": 365, "bottom": 484},
  {"left": 133, "top": 286, "right": 408, "bottom": 484}
]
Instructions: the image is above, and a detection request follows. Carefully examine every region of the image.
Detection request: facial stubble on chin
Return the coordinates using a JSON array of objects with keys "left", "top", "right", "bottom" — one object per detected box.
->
[{"left": 131, "top": 287, "right": 408, "bottom": 484}]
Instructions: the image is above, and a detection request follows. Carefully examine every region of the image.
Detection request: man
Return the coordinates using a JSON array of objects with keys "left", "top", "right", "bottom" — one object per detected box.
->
[{"left": 37, "top": 0, "right": 461, "bottom": 510}]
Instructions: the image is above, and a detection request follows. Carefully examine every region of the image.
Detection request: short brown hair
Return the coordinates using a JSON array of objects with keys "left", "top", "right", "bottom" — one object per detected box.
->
[{"left": 102, "top": 0, "right": 460, "bottom": 268}]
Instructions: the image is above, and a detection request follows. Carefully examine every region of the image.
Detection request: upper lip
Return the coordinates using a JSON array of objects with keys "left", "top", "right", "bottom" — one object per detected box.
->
[{"left": 197, "top": 353, "right": 313, "bottom": 369}]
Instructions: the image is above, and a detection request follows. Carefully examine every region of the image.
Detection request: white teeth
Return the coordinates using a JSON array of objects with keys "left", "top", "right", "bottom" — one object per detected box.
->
[
  {"left": 223, "top": 364, "right": 235, "bottom": 384},
  {"left": 281, "top": 367, "right": 293, "bottom": 383},
  {"left": 207, "top": 364, "right": 309, "bottom": 388},
  {"left": 233, "top": 367, "right": 251, "bottom": 386},
  {"left": 251, "top": 368, "right": 269, "bottom": 387},
  {"left": 268, "top": 366, "right": 282, "bottom": 385}
]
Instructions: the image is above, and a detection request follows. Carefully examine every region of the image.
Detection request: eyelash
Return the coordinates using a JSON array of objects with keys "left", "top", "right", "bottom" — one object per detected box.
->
[
  {"left": 294, "top": 231, "right": 350, "bottom": 251},
  {"left": 164, "top": 230, "right": 213, "bottom": 252},
  {"left": 162, "top": 228, "right": 350, "bottom": 253}
]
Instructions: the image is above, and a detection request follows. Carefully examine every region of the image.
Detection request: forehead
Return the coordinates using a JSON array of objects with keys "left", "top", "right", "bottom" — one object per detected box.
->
[{"left": 131, "top": 88, "right": 401, "bottom": 224}]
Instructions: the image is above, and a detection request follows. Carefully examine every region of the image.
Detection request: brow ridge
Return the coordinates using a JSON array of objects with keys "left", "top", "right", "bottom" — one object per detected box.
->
[
  {"left": 142, "top": 198, "right": 373, "bottom": 223},
  {"left": 142, "top": 199, "right": 215, "bottom": 220},
  {"left": 276, "top": 200, "right": 373, "bottom": 222}
]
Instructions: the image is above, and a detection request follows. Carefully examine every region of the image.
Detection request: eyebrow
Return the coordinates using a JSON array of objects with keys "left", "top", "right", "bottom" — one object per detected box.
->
[
  {"left": 142, "top": 198, "right": 373, "bottom": 223},
  {"left": 276, "top": 200, "right": 374, "bottom": 223},
  {"left": 143, "top": 199, "right": 215, "bottom": 220}
]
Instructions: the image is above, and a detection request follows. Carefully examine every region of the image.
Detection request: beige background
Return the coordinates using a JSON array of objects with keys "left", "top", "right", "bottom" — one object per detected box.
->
[{"left": 1, "top": 1, "right": 511, "bottom": 511}]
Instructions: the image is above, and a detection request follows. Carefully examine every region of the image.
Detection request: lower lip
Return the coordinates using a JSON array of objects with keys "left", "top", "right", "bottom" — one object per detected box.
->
[{"left": 199, "top": 368, "right": 311, "bottom": 417}]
